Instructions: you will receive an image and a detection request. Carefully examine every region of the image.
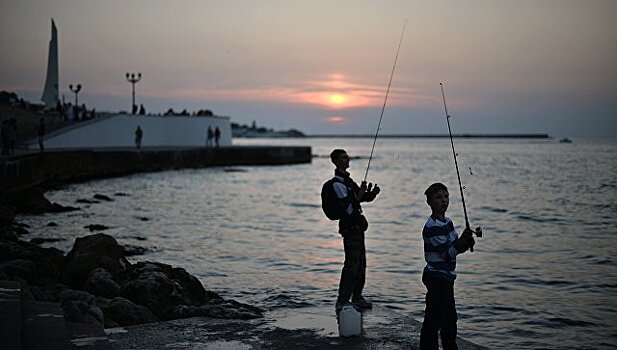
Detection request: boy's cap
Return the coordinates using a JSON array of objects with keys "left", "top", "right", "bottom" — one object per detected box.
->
[{"left": 424, "top": 182, "right": 448, "bottom": 197}]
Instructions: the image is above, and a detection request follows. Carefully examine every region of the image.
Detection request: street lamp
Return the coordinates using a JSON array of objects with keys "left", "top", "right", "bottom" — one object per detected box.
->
[
  {"left": 69, "top": 83, "right": 82, "bottom": 107},
  {"left": 126, "top": 72, "right": 142, "bottom": 114}
]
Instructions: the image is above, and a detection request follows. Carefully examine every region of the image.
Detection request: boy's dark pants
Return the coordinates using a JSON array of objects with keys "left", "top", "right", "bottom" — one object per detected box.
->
[
  {"left": 337, "top": 229, "right": 366, "bottom": 303},
  {"left": 420, "top": 271, "right": 458, "bottom": 350}
]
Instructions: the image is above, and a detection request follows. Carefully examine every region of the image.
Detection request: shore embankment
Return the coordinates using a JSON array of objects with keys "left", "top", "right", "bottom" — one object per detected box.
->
[{"left": 0, "top": 146, "right": 311, "bottom": 192}]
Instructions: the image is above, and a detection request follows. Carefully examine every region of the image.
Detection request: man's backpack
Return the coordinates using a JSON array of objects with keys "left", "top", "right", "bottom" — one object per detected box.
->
[{"left": 321, "top": 177, "right": 346, "bottom": 220}]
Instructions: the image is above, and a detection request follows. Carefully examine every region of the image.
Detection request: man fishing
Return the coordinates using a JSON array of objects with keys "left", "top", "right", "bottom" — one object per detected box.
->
[
  {"left": 328, "top": 149, "right": 381, "bottom": 313},
  {"left": 325, "top": 20, "right": 402, "bottom": 314}
]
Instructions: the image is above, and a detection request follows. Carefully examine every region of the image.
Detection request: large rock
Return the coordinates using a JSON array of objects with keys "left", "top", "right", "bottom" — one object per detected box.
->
[
  {"left": 57, "top": 287, "right": 157, "bottom": 327},
  {"left": 58, "top": 289, "right": 105, "bottom": 326},
  {"left": 0, "top": 239, "right": 61, "bottom": 284},
  {"left": 62, "top": 299, "right": 105, "bottom": 326},
  {"left": 2, "top": 188, "right": 79, "bottom": 215},
  {"left": 101, "top": 297, "right": 157, "bottom": 327},
  {"left": 4, "top": 187, "right": 55, "bottom": 214},
  {"left": 62, "top": 234, "right": 131, "bottom": 287},
  {"left": 116, "top": 261, "right": 263, "bottom": 321},
  {"left": 29, "top": 283, "right": 70, "bottom": 302},
  {"left": 83, "top": 268, "right": 121, "bottom": 298},
  {"left": 169, "top": 301, "right": 262, "bottom": 320},
  {"left": 0, "top": 203, "right": 15, "bottom": 225},
  {"left": 0, "top": 258, "right": 37, "bottom": 282},
  {"left": 119, "top": 269, "right": 184, "bottom": 319},
  {"left": 118, "top": 261, "right": 208, "bottom": 319}
]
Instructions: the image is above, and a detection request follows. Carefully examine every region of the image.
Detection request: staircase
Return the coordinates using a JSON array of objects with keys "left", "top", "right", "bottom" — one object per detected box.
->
[{"left": 0, "top": 280, "right": 113, "bottom": 350}]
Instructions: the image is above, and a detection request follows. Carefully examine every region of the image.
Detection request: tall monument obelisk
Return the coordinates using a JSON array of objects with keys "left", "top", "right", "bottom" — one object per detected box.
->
[{"left": 41, "top": 19, "right": 59, "bottom": 109}]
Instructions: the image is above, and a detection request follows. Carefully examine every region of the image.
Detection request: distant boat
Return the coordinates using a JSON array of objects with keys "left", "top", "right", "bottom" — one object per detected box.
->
[{"left": 559, "top": 138, "right": 572, "bottom": 143}]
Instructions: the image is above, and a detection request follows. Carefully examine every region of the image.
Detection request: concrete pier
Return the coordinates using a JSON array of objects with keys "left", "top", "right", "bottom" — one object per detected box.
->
[{"left": 0, "top": 146, "right": 311, "bottom": 192}]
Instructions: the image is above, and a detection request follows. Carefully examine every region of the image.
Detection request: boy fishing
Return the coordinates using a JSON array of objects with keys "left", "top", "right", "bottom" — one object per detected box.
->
[{"left": 420, "top": 182, "right": 476, "bottom": 350}]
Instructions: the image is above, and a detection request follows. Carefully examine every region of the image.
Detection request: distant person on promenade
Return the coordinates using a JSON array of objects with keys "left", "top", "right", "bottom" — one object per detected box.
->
[
  {"left": 132, "top": 104, "right": 138, "bottom": 115},
  {"left": 67, "top": 103, "right": 74, "bottom": 121},
  {"left": 139, "top": 104, "right": 146, "bottom": 115},
  {"left": 56, "top": 101, "right": 64, "bottom": 120},
  {"left": 419, "top": 183, "right": 476, "bottom": 350},
  {"left": 206, "top": 126, "right": 214, "bottom": 147},
  {"left": 38, "top": 117, "right": 45, "bottom": 152},
  {"left": 135, "top": 125, "right": 143, "bottom": 149},
  {"left": 81, "top": 104, "right": 88, "bottom": 120},
  {"left": 214, "top": 126, "right": 221, "bottom": 147},
  {"left": 326, "top": 149, "right": 380, "bottom": 313}
]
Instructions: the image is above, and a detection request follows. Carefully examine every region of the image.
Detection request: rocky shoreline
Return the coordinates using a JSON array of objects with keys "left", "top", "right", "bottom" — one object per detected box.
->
[
  {"left": 1, "top": 187, "right": 488, "bottom": 349},
  {"left": 0, "top": 187, "right": 263, "bottom": 348}
]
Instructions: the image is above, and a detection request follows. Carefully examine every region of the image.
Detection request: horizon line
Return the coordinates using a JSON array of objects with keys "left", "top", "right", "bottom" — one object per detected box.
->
[{"left": 304, "top": 133, "right": 552, "bottom": 139}]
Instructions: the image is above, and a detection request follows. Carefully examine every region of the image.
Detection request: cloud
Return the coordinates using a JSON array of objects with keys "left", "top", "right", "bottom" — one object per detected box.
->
[{"left": 158, "top": 74, "right": 434, "bottom": 112}]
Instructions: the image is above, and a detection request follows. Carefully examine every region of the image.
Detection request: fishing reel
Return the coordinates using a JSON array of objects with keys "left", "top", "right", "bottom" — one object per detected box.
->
[
  {"left": 474, "top": 226, "right": 483, "bottom": 238},
  {"left": 468, "top": 226, "right": 482, "bottom": 253}
]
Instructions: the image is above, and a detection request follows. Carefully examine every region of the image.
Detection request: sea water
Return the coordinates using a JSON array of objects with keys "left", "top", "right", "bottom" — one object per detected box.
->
[{"left": 18, "top": 138, "right": 617, "bottom": 349}]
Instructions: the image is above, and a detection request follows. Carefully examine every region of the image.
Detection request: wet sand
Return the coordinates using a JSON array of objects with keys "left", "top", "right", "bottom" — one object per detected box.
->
[{"left": 106, "top": 305, "right": 487, "bottom": 349}]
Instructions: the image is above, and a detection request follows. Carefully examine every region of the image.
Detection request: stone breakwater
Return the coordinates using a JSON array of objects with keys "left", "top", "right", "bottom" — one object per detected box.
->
[
  {"left": 0, "top": 145, "right": 311, "bottom": 192},
  {"left": 0, "top": 228, "right": 263, "bottom": 327}
]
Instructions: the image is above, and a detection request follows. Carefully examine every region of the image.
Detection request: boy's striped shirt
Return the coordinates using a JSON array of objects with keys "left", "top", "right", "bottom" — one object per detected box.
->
[{"left": 422, "top": 215, "right": 464, "bottom": 281}]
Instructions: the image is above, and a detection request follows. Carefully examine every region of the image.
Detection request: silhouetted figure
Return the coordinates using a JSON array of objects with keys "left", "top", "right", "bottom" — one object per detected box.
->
[
  {"left": 327, "top": 149, "right": 380, "bottom": 314},
  {"left": 61, "top": 102, "right": 68, "bottom": 121},
  {"left": 67, "top": 103, "right": 74, "bottom": 121},
  {"left": 135, "top": 126, "right": 143, "bottom": 149},
  {"left": 38, "top": 118, "right": 45, "bottom": 152},
  {"left": 132, "top": 104, "right": 138, "bottom": 115},
  {"left": 81, "top": 104, "right": 88, "bottom": 120},
  {"left": 214, "top": 126, "right": 221, "bottom": 147},
  {"left": 139, "top": 104, "right": 146, "bottom": 115},
  {"left": 206, "top": 126, "right": 214, "bottom": 147},
  {"left": 56, "top": 100, "right": 63, "bottom": 119},
  {"left": 419, "top": 183, "right": 476, "bottom": 350}
]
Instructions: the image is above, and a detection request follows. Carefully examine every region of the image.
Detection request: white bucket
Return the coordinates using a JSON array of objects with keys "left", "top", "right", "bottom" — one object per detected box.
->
[{"left": 338, "top": 305, "right": 362, "bottom": 337}]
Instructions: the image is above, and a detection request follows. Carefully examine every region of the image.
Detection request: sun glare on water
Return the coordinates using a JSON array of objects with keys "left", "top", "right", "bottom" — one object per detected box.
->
[{"left": 327, "top": 116, "right": 346, "bottom": 123}]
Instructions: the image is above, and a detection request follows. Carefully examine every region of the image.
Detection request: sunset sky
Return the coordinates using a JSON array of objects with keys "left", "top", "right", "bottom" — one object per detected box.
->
[{"left": 1, "top": 0, "right": 616, "bottom": 137}]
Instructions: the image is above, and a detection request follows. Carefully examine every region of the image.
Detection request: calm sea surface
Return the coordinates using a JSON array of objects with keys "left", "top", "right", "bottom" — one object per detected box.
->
[{"left": 18, "top": 138, "right": 617, "bottom": 349}]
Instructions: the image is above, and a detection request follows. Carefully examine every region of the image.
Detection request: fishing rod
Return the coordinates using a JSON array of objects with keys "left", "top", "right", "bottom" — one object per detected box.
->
[
  {"left": 363, "top": 19, "right": 407, "bottom": 183},
  {"left": 439, "top": 82, "right": 482, "bottom": 251}
]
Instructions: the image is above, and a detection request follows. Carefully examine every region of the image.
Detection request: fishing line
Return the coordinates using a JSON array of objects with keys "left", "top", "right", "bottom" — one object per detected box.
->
[
  {"left": 363, "top": 19, "right": 407, "bottom": 182},
  {"left": 439, "top": 82, "right": 482, "bottom": 251}
]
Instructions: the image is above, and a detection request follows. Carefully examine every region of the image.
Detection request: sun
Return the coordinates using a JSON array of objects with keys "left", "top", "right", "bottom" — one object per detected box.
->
[{"left": 330, "top": 94, "right": 346, "bottom": 105}]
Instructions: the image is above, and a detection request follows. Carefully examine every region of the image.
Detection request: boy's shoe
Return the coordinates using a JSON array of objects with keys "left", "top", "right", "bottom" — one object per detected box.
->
[{"left": 351, "top": 296, "right": 373, "bottom": 310}]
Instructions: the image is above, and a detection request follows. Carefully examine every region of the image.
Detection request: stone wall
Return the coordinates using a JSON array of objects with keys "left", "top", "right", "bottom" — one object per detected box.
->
[
  {"left": 26, "top": 114, "right": 232, "bottom": 149},
  {"left": 0, "top": 146, "right": 311, "bottom": 192}
]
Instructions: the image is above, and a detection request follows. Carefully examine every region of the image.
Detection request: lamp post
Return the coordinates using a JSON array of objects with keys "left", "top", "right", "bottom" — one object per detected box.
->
[
  {"left": 69, "top": 83, "right": 81, "bottom": 107},
  {"left": 126, "top": 72, "right": 142, "bottom": 114}
]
